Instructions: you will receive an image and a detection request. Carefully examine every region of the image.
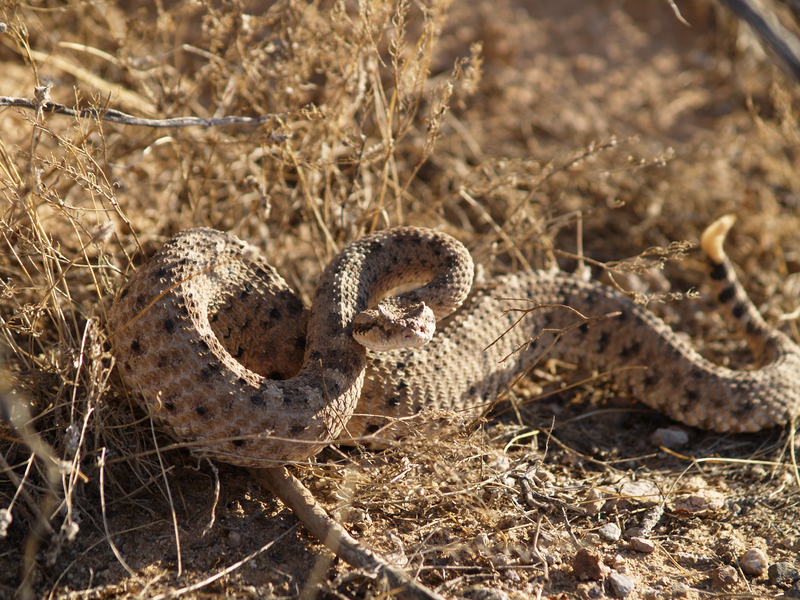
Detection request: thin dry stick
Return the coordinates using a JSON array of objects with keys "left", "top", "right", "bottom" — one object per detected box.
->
[
  {"left": 201, "top": 459, "right": 221, "bottom": 537},
  {"left": 252, "top": 466, "right": 448, "bottom": 600},
  {"left": 0, "top": 96, "right": 284, "bottom": 128},
  {"left": 0, "top": 454, "right": 35, "bottom": 537},
  {"left": 150, "top": 417, "right": 182, "bottom": 576},
  {"left": 0, "top": 452, "right": 50, "bottom": 536},
  {"left": 98, "top": 448, "right": 136, "bottom": 577},
  {"left": 791, "top": 418, "right": 800, "bottom": 488}
]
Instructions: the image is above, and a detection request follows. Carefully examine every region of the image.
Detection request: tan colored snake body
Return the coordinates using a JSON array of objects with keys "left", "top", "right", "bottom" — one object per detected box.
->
[{"left": 109, "top": 218, "right": 800, "bottom": 467}]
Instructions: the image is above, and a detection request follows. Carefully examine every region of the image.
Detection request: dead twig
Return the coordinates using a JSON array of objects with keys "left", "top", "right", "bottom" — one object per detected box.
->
[
  {"left": 252, "top": 466, "right": 448, "bottom": 600},
  {"left": 0, "top": 96, "right": 284, "bottom": 128}
]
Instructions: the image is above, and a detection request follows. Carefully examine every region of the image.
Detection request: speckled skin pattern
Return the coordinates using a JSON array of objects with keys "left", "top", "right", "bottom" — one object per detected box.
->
[
  {"left": 109, "top": 220, "right": 800, "bottom": 467},
  {"left": 108, "top": 227, "right": 473, "bottom": 466}
]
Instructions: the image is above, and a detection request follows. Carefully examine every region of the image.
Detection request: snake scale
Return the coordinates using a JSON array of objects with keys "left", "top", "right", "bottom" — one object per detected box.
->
[{"left": 108, "top": 217, "right": 800, "bottom": 467}]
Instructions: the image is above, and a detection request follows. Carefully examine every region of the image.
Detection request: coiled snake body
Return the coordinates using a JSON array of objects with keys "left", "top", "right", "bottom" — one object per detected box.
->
[{"left": 109, "top": 218, "right": 800, "bottom": 467}]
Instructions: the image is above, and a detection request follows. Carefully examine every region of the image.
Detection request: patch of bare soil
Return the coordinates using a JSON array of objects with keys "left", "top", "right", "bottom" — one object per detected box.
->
[{"left": 2, "top": 0, "right": 800, "bottom": 599}]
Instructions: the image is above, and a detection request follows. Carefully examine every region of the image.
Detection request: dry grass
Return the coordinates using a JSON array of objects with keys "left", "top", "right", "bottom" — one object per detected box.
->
[{"left": 2, "top": 0, "right": 800, "bottom": 598}]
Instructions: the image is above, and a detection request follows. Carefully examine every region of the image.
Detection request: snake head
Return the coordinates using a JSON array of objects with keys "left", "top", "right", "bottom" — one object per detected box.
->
[{"left": 351, "top": 301, "right": 436, "bottom": 351}]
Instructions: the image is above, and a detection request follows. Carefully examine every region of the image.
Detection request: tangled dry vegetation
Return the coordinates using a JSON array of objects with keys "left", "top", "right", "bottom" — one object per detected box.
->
[{"left": 2, "top": 0, "right": 800, "bottom": 598}]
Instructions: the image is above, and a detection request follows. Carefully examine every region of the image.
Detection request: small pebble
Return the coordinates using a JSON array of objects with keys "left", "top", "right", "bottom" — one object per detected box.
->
[
  {"left": 583, "top": 488, "right": 607, "bottom": 515},
  {"left": 576, "top": 582, "right": 604, "bottom": 599},
  {"left": 462, "top": 586, "right": 510, "bottom": 600},
  {"left": 572, "top": 547, "right": 611, "bottom": 581},
  {"left": 739, "top": 548, "right": 767, "bottom": 577},
  {"left": 624, "top": 527, "right": 643, "bottom": 538},
  {"left": 536, "top": 530, "right": 557, "bottom": 549},
  {"left": 612, "top": 554, "right": 627, "bottom": 573},
  {"left": 584, "top": 532, "right": 603, "bottom": 546},
  {"left": 651, "top": 427, "right": 689, "bottom": 449},
  {"left": 609, "top": 572, "right": 635, "bottom": 597},
  {"left": 782, "top": 537, "right": 800, "bottom": 551},
  {"left": 630, "top": 537, "right": 656, "bottom": 553},
  {"left": 575, "top": 583, "right": 606, "bottom": 600},
  {"left": 669, "top": 582, "right": 692, "bottom": 598},
  {"left": 769, "top": 562, "right": 800, "bottom": 586},
  {"left": 714, "top": 535, "right": 745, "bottom": 563},
  {"left": 674, "top": 489, "right": 725, "bottom": 517},
  {"left": 677, "top": 552, "right": 704, "bottom": 566},
  {"left": 598, "top": 523, "right": 621, "bottom": 542},
  {"left": 711, "top": 565, "right": 738, "bottom": 588},
  {"left": 504, "top": 569, "right": 521, "bottom": 583},
  {"left": 641, "top": 587, "right": 658, "bottom": 600},
  {"left": 617, "top": 481, "right": 662, "bottom": 507},
  {"left": 490, "top": 553, "right": 511, "bottom": 567},
  {"left": 588, "top": 584, "right": 604, "bottom": 599},
  {"left": 789, "top": 581, "right": 800, "bottom": 599},
  {"left": 473, "top": 532, "right": 491, "bottom": 551},
  {"left": 227, "top": 531, "right": 242, "bottom": 548}
]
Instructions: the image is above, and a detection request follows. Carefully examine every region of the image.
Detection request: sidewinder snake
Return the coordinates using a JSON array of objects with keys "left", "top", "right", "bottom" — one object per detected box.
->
[{"left": 108, "top": 216, "right": 800, "bottom": 467}]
